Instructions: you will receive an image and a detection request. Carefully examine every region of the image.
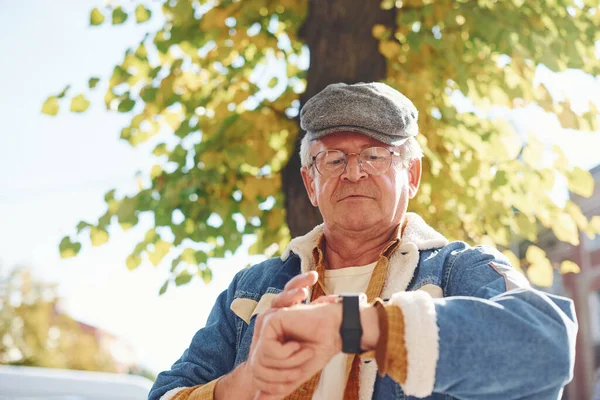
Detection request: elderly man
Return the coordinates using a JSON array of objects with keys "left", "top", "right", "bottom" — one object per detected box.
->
[{"left": 148, "top": 82, "right": 577, "bottom": 400}]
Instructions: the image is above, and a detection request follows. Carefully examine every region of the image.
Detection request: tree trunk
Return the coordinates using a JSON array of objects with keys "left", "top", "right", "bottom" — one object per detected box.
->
[{"left": 282, "top": 0, "right": 396, "bottom": 238}]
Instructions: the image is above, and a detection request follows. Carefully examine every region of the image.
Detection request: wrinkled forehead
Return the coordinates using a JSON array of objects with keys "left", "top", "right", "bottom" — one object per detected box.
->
[{"left": 310, "top": 131, "right": 394, "bottom": 153}]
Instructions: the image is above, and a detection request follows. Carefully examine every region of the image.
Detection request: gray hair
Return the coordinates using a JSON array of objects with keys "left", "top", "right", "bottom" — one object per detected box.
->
[{"left": 299, "top": 134, "right": 423, "bottom": 175}]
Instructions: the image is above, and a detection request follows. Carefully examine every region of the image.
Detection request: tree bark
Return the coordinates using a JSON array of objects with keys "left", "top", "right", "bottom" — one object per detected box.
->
[{"left": 282, "top": 0, "right": 396, "bottom": 238}]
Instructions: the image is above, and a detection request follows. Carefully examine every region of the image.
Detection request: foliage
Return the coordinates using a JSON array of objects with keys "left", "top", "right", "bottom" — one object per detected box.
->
[
  {"left": 0, "top": 267, "right": 117, "bottom": 372},
  {"left": 45, "top": 0, "right": 600, "bottom": 291}
]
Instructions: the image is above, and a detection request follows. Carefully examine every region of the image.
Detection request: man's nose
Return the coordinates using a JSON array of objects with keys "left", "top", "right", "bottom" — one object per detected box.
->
[{"left": 340, "top": 154, "right": 368, "bottom": 182}]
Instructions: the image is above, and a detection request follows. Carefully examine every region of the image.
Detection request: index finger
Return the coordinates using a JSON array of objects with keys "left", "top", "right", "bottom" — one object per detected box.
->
[{"left": 283, "top": 271, "right": 318, "bottom": 292}]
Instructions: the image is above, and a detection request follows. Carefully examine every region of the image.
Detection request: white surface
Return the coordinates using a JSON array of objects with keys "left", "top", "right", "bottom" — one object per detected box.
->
[{"left": 0, "top": 365, "right": 152, "bottom": 400}]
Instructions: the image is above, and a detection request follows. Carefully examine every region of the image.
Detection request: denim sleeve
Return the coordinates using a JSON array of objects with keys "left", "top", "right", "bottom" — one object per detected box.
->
[
  {"left": 147, "top": 269, "right": 245, "bottom": 400},
  {"left": 432, "top": 246, "right": 578, "bottom": 400}
]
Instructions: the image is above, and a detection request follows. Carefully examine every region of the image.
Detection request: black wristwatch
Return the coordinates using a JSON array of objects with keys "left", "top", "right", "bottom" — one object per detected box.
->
[{"left": 339, "top": 293, "right": 363, "bottom": 354}]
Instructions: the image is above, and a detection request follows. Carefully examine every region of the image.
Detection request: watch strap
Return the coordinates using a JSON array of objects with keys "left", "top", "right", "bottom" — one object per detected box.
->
[{"left": 340, "top": 294, "right": 363, "bottom": 354}]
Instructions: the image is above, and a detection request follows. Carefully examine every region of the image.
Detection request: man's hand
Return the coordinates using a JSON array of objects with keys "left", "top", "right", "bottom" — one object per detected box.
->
[
  {"left": 271, "top": 270, "right": 319, "bottom": 308},
  {"left": 250, "top": 303, "right": 344, "bottom": 400},
  {"left": 250, "top": 299, "right": 382, "bottom": 400},
  {"left": 215, "top": 272, "right": 321, "bottom": 400}
]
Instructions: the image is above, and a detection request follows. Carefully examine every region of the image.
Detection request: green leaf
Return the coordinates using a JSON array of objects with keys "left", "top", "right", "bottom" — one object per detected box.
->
[
  {"left": 494, "top": 170, "right": 508, "bottom": 187},
  {"left": 88, "top": 77, "right": 100, "bottom": 89},
  {"left": 76, "top": 221, "right": 92, "bottom": 233},
  {"left": 135, "top": 5, "right": 152, "bottom": 23},
  {"left": 175, "top": 272, "right": 193, "bottom": 286},
  {"left": 153, "top": 143, "right": 169, "bottom": 157},
  {"left": 70, "top": 94, "right": 90, "bottom": 113},
  {"left": 90, "top": 7, "right": 105, "bottom": 26},
  {"left": 196, "top": 251, "right": 208, "bottom": 264},
  {"left": 57, "top": 0, "right": 600, "bottom": 289},
  {"left": 41, "top": 97, "right": 60, "bottom": 116},
  {"left": 140, "top": 86, "right": 158, "bottom": 102},
  {"left": 159, "top": 280, "right": 169, "bottom": 295},
  {"left": 118, "top": 98, "right": 136, "bottom": 113},
  {"left": 112, "top": 7, "right": 128, "bottom": 25},
  {"left": 56, "top": 85, "right": 70, "bottom": 99},
  {"left": 59, "top": 237, "right": 82, "bottom": 258}
]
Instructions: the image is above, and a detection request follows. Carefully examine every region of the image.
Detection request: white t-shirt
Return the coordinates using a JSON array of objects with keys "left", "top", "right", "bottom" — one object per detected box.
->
[{"left": 312, "top": 261, "right": 377, "bottom": 400}]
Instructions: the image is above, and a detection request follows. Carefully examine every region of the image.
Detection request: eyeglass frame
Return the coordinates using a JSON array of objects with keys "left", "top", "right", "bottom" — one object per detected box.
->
[{"left": 309, "top": 146, "right": 402, "bottom": 177}]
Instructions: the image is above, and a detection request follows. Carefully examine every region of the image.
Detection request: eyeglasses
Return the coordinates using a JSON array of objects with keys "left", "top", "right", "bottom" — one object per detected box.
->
[{"left": 310, "top": 146, "right": 400, "bottom": 178}]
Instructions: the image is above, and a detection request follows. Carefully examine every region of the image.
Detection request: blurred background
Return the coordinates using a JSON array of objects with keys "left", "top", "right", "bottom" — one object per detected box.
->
[{"left": 1, "top": 0, "right": 599, "bottom": 399}]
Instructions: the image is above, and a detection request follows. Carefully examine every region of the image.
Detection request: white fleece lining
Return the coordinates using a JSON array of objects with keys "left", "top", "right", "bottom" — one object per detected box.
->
[
  {"left": 279, "top": 212, "right": 449, "bottom": 400},
  {"left": 389, "top": 290, "right": 439, "bottom": 398},
  {"left": 160, "top": 387, "right": 185, "bottom": 400}
]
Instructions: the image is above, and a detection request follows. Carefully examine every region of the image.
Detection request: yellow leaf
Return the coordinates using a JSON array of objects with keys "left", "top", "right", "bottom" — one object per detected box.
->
[
  {"left": 148, "top": 240, "right": 171, "bottom": 266},
  {"left": 380, "top": 0, "right": 395, "bottom": 9},
  {"left": 552, "top": 145, "right": 569, "bottom": 172},
  {"left": 502, "top": 250, "right": 521, "bottom": 271},
  {"left": 135, "top": 4, "right": 151, "bottom": 23},
  {"left": 522, "top": 134, "right": 545, "bottom": 170},
  {"left": 567, "top": 167, "right": 594, "bottom": 198},
  {"left": 591, "top": 216, "right": 600, "bottom": 234},
  {"left": 565, "top": 200, "right": 588, "bottom": 231},
  {"left": 527, "top": 262, "right": 554, "bottom": 287},
  {"left": 90, "top": 227, "right": 109, "bottom": 246},
  {"left": 162, "top": 112, "right": 182, "bottom": 131},
  {"left": 266, "top": 211, "right": 284, "bottom": 231},
  {"left": 525, "top": 245, "right": 553, "bottom": 287},
  {"left": 151, "top": 165, "right": 163, "bottom": 179},
  {"left": 90, "top": 7, "right": 105, "bottom": 26},
  {"left": 560, "top": 260, "right": 580, "bottom": 274},
  {"left": 372, "top": 24, "right": 388, "bottom": 39},
  {"left": 488, "top": 86, "right": 511, "bottom": 107},
  {"left": 557, "top": 101, "right": 579, "bottom": 129},
  {"left": 379, "top": 40, "right": 402, "bottom": 59},
  {"left": 70, "top": 94, "right": 90, "bottom": 113},
  {"left": 533, "top": 84, "right": 553, "bottom": 112},
  {"left": 126, "top": 254, "right": 141, "bottom": 270},
  {"left": 243, "top": 178, "right": 259, "bottom": 199},
  {"left": 42, "top": 97, "right": 59, "bottom": 116},
  {"left": 551, "top": 213, "right": 580, "bottom": 246},
  {"left": 181, "top": 248, "right": 196, "bottom": 264},
  {"left": 525, "top": 245, "right": 546, "bottom": 264}
]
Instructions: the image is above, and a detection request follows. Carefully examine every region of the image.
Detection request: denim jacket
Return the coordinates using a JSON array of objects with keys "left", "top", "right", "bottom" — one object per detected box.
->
[{"left": 149, "top": 213, "right": 577, "bottom": 400}]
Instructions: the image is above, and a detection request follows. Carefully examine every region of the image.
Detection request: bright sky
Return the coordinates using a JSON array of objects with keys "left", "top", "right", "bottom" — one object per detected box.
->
[{"left": 0, "top": 1, "right": 599, "bottom": 376}]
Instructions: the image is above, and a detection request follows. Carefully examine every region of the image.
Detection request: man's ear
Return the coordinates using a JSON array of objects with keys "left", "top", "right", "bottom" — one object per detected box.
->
[
  {"left": 407, "top": 158, "right": 422, "bottom": 199},
  {"left": 300, "top": 167, "right": 318, "bottom": 207}
]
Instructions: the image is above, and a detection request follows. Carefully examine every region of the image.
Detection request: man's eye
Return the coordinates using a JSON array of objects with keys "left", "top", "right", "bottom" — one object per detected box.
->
[{"left": 327, "top": 158, "right": 344, "bottom": 165}]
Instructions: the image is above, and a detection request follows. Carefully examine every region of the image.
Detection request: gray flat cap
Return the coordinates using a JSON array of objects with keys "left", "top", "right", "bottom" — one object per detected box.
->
[{"left": 300, "top": 82, "right": 419, "bottom": 145}]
